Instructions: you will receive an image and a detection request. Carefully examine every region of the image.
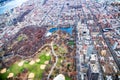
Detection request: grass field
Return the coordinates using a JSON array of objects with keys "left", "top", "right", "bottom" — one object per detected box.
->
[
  {"left": 65, "top": 76, "right": 72, "bottom": 80},
  {"left": 68, "top": 40, "right": 75, "bottom": 46},
  {"left": 0, "top": 49, "right": 51, "bottom": 80}
]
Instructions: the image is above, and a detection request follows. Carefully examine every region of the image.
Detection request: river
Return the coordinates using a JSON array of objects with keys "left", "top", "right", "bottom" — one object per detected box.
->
[{"left": 0, "top": 0, "right": 28, "bottom": 14}]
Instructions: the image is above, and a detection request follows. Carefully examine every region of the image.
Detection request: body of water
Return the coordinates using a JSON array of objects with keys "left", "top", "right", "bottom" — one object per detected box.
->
[
  {"left": 49, "top": 27, "right": 73, "bottom": 35},
  {"left": 0, "top": 0, "right": 28, "bottom": 14}
]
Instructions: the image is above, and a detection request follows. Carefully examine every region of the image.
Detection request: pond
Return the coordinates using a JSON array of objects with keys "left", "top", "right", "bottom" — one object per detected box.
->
[{"left": 49, "top": 27, "right": 73, "bottom": 35}]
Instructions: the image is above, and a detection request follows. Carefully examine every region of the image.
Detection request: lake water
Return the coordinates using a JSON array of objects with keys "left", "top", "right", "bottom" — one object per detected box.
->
[
  {"left": 49, "top": 27, "right": 73, "bottom": 35},
  {"left": 0, "top": 0, "right": 28, "bottom": 14}
]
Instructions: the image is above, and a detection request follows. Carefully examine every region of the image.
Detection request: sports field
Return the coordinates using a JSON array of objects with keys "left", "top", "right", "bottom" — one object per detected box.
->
[{"left": 0, "top": 49, "right": 51, "bottom": 80}]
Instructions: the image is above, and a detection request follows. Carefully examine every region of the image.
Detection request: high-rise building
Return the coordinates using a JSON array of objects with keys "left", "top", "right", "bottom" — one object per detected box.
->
[{"left": 87, "top": 64, "right": 99, "bottom": 80}]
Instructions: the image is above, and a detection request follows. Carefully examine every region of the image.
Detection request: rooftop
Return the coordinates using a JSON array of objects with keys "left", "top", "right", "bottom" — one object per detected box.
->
[{"left": 90, "top": 64, "right": 99, "bottom": 73}]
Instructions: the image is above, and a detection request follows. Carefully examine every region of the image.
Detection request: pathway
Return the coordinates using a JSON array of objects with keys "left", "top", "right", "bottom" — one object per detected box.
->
[{"left": 47, "top": 42, "right": 58, "bottom": 80}]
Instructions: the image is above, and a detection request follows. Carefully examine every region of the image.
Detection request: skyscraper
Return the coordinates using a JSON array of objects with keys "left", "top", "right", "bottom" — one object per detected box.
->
[{"left": 87, "top": 64, "right": 99, "bottom": 80}]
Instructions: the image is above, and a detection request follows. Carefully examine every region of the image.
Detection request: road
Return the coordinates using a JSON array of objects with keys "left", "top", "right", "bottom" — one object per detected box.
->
[
  {"left": 98, "top": 22, "right": 120, "bottom": 70},
  {"left": 39, "top": 4, "right": 56, "bottom": 26},
  {"left": 55, "top": 2, "right": 65, "bottom": 26},
  {"left": 92, "top": 3, "right": 120, "bottom": 70},
  {"left": 47, "top": 42, "right": 58, "bottom": 80},
  {"left": 74, "top": 0, "right": 82, "bottom": 79}
]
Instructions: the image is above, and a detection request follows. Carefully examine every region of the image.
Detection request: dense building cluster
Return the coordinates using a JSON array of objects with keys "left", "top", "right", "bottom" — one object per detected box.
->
[{"left": 0, "top": 0, "right": 120, "bottom": 80}]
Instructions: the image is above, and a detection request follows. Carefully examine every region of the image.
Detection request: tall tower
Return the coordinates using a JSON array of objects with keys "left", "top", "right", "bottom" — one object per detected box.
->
[{"left": 87, "top": 64, "right": 99, "bottom": 80}]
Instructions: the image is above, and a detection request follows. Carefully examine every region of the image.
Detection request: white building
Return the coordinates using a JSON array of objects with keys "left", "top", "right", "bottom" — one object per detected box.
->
[{"left": 53, "top": 74, "right": 65, "bottom": 80}]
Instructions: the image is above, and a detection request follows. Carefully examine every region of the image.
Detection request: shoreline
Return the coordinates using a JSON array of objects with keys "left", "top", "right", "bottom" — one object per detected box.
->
[{"left": 0, "top": 0, "right": 28, "bottom": 14}]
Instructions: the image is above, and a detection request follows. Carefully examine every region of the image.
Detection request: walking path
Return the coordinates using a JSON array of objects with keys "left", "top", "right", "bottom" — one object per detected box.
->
[{"left": 47, "top": 42, "right": 58, "bottom": 80}]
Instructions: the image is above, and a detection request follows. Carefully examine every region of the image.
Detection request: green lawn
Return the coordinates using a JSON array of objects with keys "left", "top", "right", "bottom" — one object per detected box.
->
[
  {"left": 17, "top": 35, "right": 24, "bottom": 42},
  {"left": 0, "top": 63, "right": 24, "bottom": 80},
  {"left": 0, "top": 50, "right": 51, "bottom": 80},
  {"left": 53, "top": 45, "right": 57, "bottom": 49},
  {"left": 17, "top": 34, "right": 27, "bottom": 42},
  {"left": 68, "top": 41, "right": 75, "bottom": 45},
  {"left": 65, "top": 76, "right": 72, "bottom": 80}
]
